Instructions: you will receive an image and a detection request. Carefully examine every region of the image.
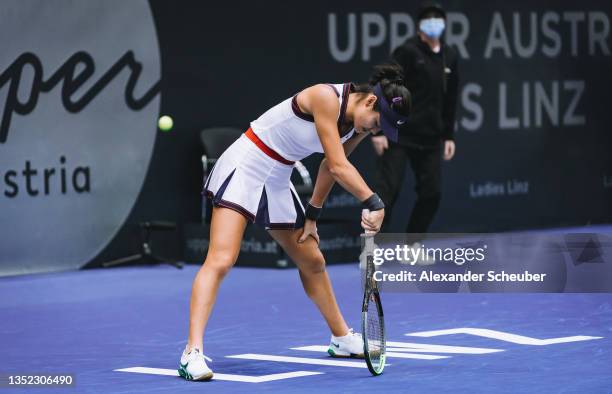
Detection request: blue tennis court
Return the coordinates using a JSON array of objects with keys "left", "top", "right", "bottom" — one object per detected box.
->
[
  {"left": 1, "top": 257, "right": 610, "bottom": 393},
  {"left": 2, "top": 1, "right": 612, "bottom": 393}
]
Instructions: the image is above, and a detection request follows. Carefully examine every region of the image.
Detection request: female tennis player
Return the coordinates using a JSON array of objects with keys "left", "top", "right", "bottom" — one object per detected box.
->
[{"left": 178, "top": 64, "right": 411, "bottom": 381}]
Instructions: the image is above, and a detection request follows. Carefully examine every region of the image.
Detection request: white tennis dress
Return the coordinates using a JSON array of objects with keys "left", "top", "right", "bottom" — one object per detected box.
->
[{"left": 204, "top": 83, "right": 356, "bottom": 229}]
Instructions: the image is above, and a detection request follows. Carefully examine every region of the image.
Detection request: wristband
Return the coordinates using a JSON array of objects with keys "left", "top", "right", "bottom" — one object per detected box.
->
[
  {"left": 362, "top": 193, "right": 385, "bottom": 211},
  {"left": 305, "top": 203, "right": 322, "bottom": 221}
]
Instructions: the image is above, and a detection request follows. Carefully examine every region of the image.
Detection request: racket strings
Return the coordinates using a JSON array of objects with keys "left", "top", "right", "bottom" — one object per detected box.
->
[
  {"left": 363, "top": 251, "right": 385, "bottom": 374},
  {"left": 366, "top": 296, "right": 384, "bottom": 364}
]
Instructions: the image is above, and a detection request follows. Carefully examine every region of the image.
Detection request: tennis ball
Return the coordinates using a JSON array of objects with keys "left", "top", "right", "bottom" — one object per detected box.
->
[{"left": 158, "top": 115, "right": 173, "bottom": 131}]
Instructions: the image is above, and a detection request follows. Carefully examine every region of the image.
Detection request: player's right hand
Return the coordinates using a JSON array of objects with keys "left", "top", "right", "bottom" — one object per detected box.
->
[
  {"left": 361, "top": 208, "right": 384, "bottom": 233},
  {"left": 298, "top": 219, "right": 320, "bottom": 244}
]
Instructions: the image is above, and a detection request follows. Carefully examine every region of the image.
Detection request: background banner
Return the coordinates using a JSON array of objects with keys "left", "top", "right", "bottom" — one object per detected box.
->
[
  {"left": 0, "top": 0, "right": 160, "bottom": 275},
  {"left": 1, "top": 1, "right": 610, "bottom": 274}
]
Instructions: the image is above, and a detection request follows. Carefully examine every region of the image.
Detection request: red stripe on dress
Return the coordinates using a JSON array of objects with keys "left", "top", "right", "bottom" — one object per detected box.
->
[{"left": 245, "top": 128, "right": 295, "bottom": 165}]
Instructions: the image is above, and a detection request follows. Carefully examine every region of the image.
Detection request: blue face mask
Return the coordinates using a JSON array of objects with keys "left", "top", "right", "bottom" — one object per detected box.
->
[{"left": 419, "top": 18, "right": 445, "bottom": 39}]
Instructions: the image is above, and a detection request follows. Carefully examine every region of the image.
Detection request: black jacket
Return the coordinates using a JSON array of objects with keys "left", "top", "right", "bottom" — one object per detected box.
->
[{"left": 392, "top": 36, "right": 459, "bottom": 147}]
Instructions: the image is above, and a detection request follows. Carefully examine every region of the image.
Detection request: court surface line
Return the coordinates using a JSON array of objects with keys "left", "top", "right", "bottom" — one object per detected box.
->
[
  {"left": 114, "top": 367, "right": 322, "bottom": 383},
  {"left": 291, "top": 345, "right": 450, "bottom": 359},
  {"left": 385, "top": 341, "right": 504, "bottom": 354},
  {"left": 405, "top": 328, "right": 603, "bottom": 345},
  {"left": 226, "top": 353, "right": 374, "bottom": 368}
]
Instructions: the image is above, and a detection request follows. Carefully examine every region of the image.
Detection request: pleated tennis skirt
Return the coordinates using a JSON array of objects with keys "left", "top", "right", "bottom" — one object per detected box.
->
[{"left": 203, "top": 130, "right": 306, "bottom": 230}]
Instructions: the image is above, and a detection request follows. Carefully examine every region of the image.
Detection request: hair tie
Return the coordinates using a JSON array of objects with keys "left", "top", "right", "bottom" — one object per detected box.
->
[{"left": 392, "top": 97, "right": 402, "bottom": 104}]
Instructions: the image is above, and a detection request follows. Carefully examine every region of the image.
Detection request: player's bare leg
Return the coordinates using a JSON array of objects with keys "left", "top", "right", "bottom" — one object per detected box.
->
[
  {"left": 270, "top": 228, "right": 364, "bottom": 357},
  {"left": 269, "top": 229, "right": 349, "bottom": 336},
  {"left": 187, "top": 207, "right": 248, "bottom": 352}
]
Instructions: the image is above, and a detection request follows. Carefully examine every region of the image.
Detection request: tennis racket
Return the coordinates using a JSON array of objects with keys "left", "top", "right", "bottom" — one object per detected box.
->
[{"left": 360, "top": 214, "right": 386, "bottom": 376}]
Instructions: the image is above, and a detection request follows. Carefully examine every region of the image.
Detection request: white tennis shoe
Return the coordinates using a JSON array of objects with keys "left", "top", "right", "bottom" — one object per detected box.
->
[
  {"left": 178, "top": 347, "right": 213, "bottom": 381},
  {"left": 327, "top": 328, "right": 364, "bottom": 358}
]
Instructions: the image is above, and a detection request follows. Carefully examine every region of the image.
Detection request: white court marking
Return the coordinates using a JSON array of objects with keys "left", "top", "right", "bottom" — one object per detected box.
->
[
  {"left": 114, "top": 329, "right": 604, "bottom": 383},
  {"left": 405, "top": 328, "right": 604, "bottom": 345},
  {"left": 114, "top": 367, "right": 322, "bottom": 383},
  {"left": 226, "top": 353, "right": 372, "bottom": 368},
  {"left": 291, "top": 345, "right": 449, "bottom": 360},
  {"left": 386, "top": 341, "right": 503, "bottom": 354}
]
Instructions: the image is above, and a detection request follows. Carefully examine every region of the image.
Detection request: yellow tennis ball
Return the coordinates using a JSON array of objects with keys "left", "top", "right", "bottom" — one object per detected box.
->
[{"left": 158, "top": 115, "right": 173, "bottom": 131}]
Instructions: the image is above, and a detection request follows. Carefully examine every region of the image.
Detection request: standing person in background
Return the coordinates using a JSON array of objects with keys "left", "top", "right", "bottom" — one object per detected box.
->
[{"left": 372, "top": 1, "right": 459, "bottom": 252}]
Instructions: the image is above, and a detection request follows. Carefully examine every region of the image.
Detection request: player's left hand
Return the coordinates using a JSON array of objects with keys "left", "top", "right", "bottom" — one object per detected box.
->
[
  {"left": 443, "top": 140, "right": 455, "bottom": 161},
  {"left": 298, "top": 219, "right": 320, "bottom": 244}
]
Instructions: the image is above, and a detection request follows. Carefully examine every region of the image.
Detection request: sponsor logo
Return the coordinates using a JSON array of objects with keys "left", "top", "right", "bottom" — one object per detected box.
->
[
  {"left": 469, "top": 179, "right": 529, "bottom": 198},
  {"left": 0, "top": 0, "right": 161, "bottom": 275}
]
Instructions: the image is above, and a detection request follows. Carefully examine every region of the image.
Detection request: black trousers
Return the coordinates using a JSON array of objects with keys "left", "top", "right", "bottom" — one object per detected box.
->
[{"left": 375, "top": 142, "right": 442, "bottom": 238}]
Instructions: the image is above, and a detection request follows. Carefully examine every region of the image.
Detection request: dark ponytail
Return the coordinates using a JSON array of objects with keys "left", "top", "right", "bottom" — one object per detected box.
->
[{"left": 353, "top": 63, "right": 411, "bottom": 116}]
